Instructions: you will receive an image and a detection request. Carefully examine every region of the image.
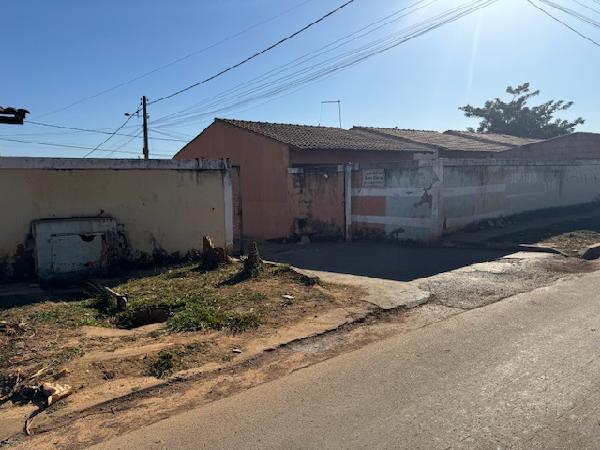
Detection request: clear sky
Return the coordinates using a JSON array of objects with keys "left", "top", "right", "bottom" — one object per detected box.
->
[{"left": 2, "top": 0, "right": 599, "bottom": 158}]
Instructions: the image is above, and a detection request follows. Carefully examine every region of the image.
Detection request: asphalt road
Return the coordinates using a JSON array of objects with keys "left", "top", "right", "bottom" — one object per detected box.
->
[
  {"left": 95, "top": 270, "right": 600, "bottom": 450},
  {"left": 261, "top": 241, "right": 510, "bottom": 281}
]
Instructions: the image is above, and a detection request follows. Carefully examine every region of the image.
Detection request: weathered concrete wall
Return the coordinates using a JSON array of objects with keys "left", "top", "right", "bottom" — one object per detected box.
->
[
  {"left": 350, "top": 159, "right": 600, "bottom": 242},
  {"left": 288, "top": 166, "right": 345, "bottom": 240},
  {"left": 350, "top": 161, "right": 441, "bottom": 242},
  {"left": 0, "top": 158, "right": 231, "bottom": 280},
  {"left": 442, "top": 159, "right": 600, "bottom": 231},
  {"left": 498, "top": 133, "right": 600, "bottom": 160}
]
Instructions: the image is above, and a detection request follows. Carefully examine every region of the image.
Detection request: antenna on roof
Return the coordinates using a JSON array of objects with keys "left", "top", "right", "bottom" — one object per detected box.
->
[{"left": 319, "top": 100, "right": 342, "bottom": 128}]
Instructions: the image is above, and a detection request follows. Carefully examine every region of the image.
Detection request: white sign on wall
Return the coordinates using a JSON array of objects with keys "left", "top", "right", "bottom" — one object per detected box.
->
[{"left": 363, "top": 169, "right": 385, "bottom": 188}]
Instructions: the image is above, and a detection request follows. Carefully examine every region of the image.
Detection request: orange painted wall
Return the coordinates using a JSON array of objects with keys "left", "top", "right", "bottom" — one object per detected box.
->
[
  {"left": 175, "top": 122, "right": 427, "bottom": 241},
  {"left": 175, "top": 121, "right": 291, "bottom": 240},
  {"left": 288, "top": 168, "right": 345, "bottom": 239},
  {"left": 289, "top": 149, "right": 421, "bottom": 165}
]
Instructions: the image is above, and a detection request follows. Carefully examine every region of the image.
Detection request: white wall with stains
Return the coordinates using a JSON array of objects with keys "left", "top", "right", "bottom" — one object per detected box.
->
[{"left": 350, "top": 159, "right": 600, "bottom": 242}]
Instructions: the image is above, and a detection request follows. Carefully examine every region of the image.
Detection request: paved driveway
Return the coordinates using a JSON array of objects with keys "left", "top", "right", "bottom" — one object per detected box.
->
[{"left": 261, "top": 241, "right": 510, "bottom": 281}]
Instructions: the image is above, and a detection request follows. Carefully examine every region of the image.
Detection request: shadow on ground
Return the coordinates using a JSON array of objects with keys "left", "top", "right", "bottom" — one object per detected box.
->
[{"left": 261, "top": 242, "right": 511, "bottom": 282}]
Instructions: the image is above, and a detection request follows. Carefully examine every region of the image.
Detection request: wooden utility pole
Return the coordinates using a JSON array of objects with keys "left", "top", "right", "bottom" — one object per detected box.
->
[{"left": 142, "top": 96, "right": 149, "bottom": 159}]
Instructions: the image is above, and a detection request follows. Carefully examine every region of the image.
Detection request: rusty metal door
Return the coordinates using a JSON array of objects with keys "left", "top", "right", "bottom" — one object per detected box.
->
[{"left": 231, "top": 166, "right": 244, "bottom": 254}]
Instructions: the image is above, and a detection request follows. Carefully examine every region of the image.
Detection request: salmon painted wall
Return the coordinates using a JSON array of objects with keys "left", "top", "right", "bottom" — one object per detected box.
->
[
  {"left": 175, "top": 121, "right": 291, "bottom": 240},
  {"left": 289, "top": 149, "right": 428, "bottom": 165},
  {"left": 288, "top": 167, "right": 345, "bottom": 240}
]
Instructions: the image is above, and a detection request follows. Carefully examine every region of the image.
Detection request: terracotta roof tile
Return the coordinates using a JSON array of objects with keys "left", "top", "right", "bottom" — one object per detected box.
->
[
  {"left": 354, "top": 127, "right": 519, "bottom": 152},
  {"left": 444, "top": 130, "right": 541, "bottom": 147},
  {"left": 218, "top": 119, "right": 433, "bottom": 152}
]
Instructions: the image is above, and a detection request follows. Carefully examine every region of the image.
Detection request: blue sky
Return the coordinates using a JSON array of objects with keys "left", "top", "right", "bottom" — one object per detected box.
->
[{"left": 2, "top": 0, "right": 599, "bottom": 158}]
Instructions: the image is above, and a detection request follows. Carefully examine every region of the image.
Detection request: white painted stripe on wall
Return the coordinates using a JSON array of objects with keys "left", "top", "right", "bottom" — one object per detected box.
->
[
  {"left": 442, "top": 184, "right": 506, "bottom": 197},
  {"left": 352, "top": 187, "right": 424, "bottom": 197},
  {"left": 351, "top": 215, "right": 434, "bottom": 228},
  {"left": 506, "top": 190, "right": 548, "bottom": 198}
]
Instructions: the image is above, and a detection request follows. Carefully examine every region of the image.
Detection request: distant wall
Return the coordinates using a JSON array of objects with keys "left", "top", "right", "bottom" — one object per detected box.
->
[
  {"left": 349, "top": 159, "right": 600, "bottom": 242},
  {"left": 442, "top": 159, "right": 600, "bottom": 231},
  {"left": 0, "top": 158, "right": 231, "bottom": 280},
  {"left": 498, "top": 133, "right": 600, "bottom": 160}
]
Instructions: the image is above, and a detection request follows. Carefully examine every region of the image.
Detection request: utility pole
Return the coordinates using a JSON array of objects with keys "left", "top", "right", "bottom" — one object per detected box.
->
[{"left": 142, "top": 96, "right": 149, "bottom": 159}]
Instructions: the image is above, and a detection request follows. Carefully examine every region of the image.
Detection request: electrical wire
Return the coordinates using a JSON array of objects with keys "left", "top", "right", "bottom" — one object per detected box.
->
[
  {"left": 0, "top": 136, "right": 171, "bottom": 157},
  {"left": 105, "top": 131, "right": 142, "bottom": 157},
  {"left": 36, "top": 0, "right": 319, "bottom": 118},
  {"left": 151, "top": 0, "right": 436, "bottom": 126},
  {"left": 147, "top": 0, "right": 356, "bottom": 105},
  {"left": 151, "top": 0, "right": 497, "bottom": 129},
  {"left": 24, "top": 120, "right": 188, "bottom": 142},
  {"left": 527, "top": 0, "right": 600, "bottom": 47},
  {"left": 539, "top": 0, "right": 600, "bottom": 28},
  {"left": 149, "top": 0, "right": 459, "bottom": 127},
  {"left": 571, "top": 0, "right": 600, "bottom": 16},
  {"left": 83, "top": 103, "right": 141, "bottom": 157}
]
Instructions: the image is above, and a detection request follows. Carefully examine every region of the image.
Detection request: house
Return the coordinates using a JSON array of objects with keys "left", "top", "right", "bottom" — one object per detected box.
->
[
  {"left": 175, "top": 118, "right": 600, "bottom": 243},
  {"left": 174, "top": 119, "right": 435, "bottom": 241}
]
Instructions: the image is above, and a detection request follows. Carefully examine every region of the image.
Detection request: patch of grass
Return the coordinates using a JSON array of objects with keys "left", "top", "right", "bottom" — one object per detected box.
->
[
  {"left": 147, "top": 350, "right": 177, "bottom": 379},
  {"left": 168, "top": 304, "right": 261, "bottom": 333},
  {"left": 27, "top": 301, "right": 102, "bottom": 328}
]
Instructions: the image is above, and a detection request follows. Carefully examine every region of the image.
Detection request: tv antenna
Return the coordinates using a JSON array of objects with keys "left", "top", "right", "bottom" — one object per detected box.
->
[{"left": 319, "top": 100, "right": 342, "bottom": 128}]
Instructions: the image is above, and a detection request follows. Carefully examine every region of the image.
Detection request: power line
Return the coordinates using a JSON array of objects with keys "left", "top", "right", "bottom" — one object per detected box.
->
[
  {"left": 83, "top": 104, "right": 141, "bottom": 157},
  {"left": 539, "top": 0, "right": 600, "bottom": 27},
  {"left": 148, "top": 127, "right": 193, "bottom": 140},
  {"left": 527, "top": 0, "right": 600, "bottom": 47},
  {"left": 571, "top": 0, "right": 600, "bottom": 16},
  {"left": 148, "top": 0, "right": 356, "bottom": 105},
  {"left": 0, "top": 136, "right": 171, "bottom": 157},
  {"left": 151, "top": 0, "right": 435, "bottom": 126},
  {"left": 151, "top": 0, "right": 496, "bottom": 129},
  {"left": 36, "top": 0, "right": 318, "bottom": 118},
  {"left": 24, "top": 120, "right": 188, "bottom": 142},
  {"left": 105, "top": 131, "right": 143, "bottom": 157}
]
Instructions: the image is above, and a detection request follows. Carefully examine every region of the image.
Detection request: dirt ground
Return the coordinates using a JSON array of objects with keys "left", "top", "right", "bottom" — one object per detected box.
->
[
  {"left": 2, "top": 243, "right": 599, "bottom": 449},
  {"left": 0, "top": 261, "right": 366, "bottom": 443}
]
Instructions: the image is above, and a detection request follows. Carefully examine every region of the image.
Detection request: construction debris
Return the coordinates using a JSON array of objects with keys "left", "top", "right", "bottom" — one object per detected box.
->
[
  {"left": 22, "top": 382, "right": 74, "bottom": 436},
  {"left": 84, "top": 281, "right": 128, "bottom": 311},
  {"left": 41, "top": 382, "right": 73, "bottom": 406}
]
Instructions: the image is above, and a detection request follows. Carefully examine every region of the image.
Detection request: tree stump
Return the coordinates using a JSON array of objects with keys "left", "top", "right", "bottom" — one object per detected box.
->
[
  {"left": 201, "top": 236, "right": 229, "bottom": 271},
  {"left": 243, "top": 241, "right": 263, "bottom": 277}
]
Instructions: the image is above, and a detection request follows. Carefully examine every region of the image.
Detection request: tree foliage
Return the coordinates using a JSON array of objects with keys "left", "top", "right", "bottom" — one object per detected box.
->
[{"left": 460, "top": 83, "right": 584, "bottom": 139}]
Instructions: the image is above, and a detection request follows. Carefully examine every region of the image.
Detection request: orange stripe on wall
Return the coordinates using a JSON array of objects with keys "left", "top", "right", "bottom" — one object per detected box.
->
[{"left": 352, "top": 196, "right": 386, "bottom": 216}]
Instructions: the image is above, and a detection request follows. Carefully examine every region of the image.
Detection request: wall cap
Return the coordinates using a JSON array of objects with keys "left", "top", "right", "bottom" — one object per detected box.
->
[{"left": 0, "top": 157, "right": 227, "bottom": 171}]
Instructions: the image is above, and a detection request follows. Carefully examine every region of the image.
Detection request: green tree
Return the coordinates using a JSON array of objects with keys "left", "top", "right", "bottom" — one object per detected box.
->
[{"left": 460, "top": 83, "right": 584, "bottom": 139}]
